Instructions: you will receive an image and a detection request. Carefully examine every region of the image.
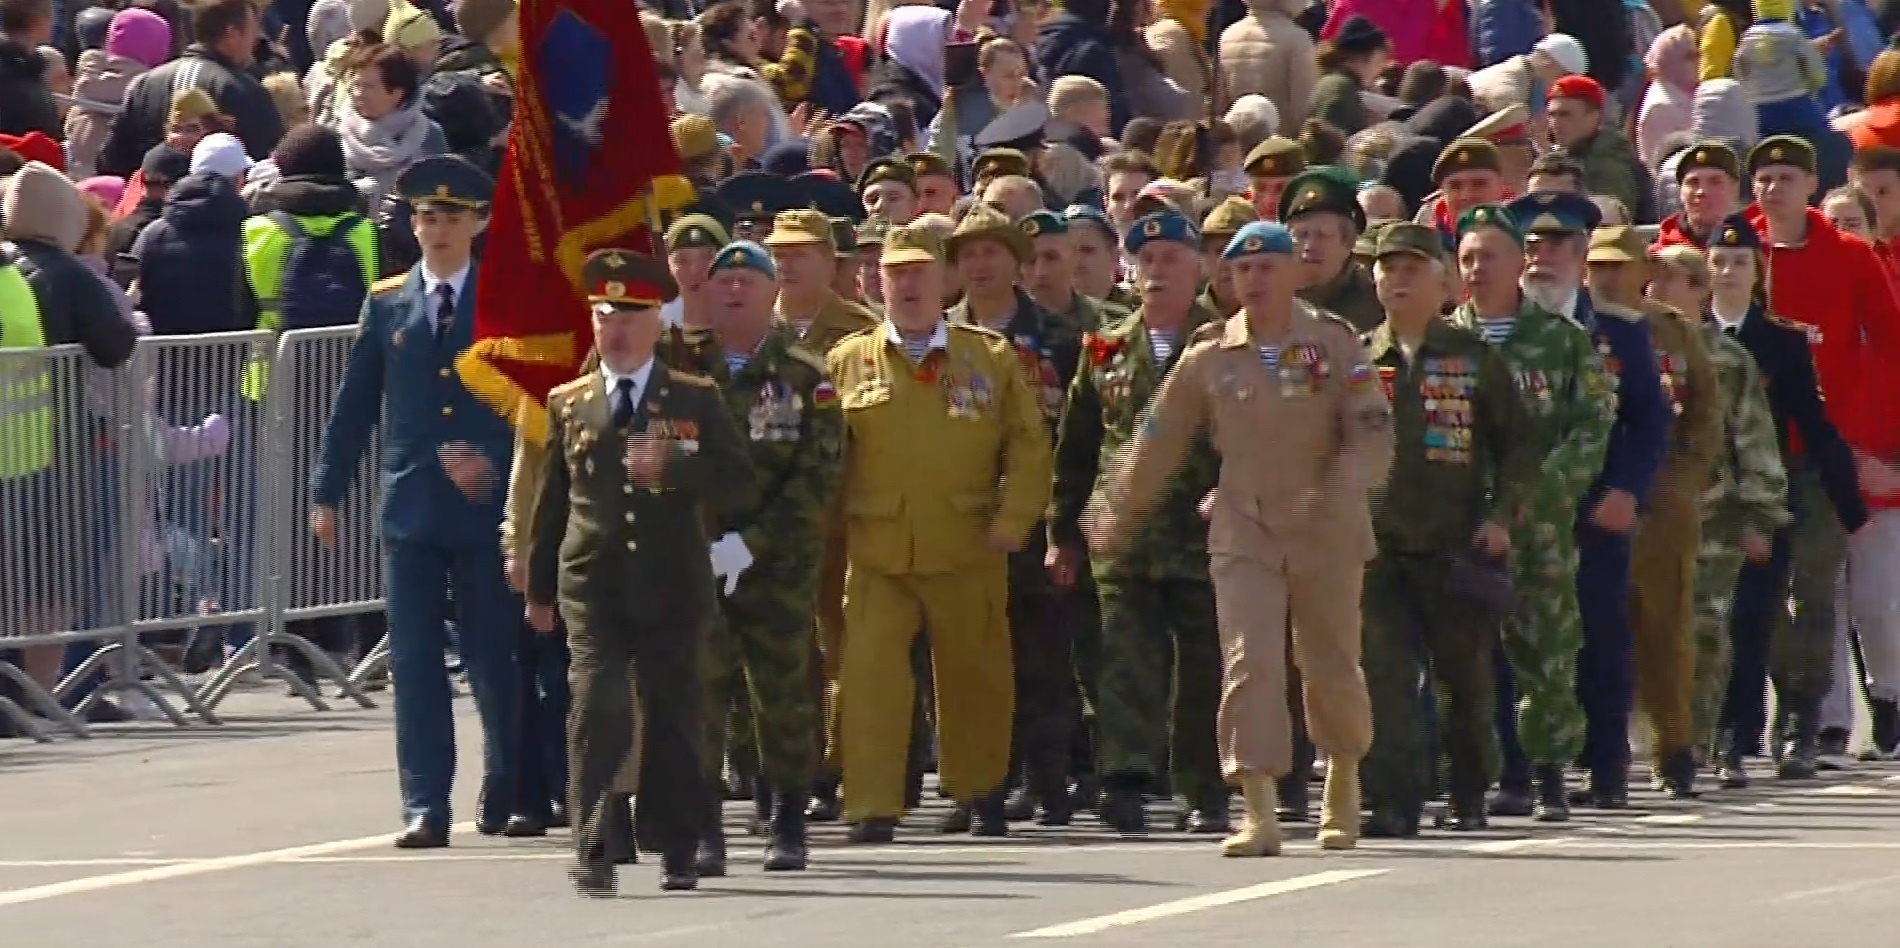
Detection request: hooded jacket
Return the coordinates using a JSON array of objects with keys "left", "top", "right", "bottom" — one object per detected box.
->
[
  {"left": 130, "top": 172, "right": 252, "bottom": 336},
  {"left": 2, "top": 164, "right": 138, "bottom": 369},
  {"left": 97, "top": 44, "right": 286, "bottom": 179},
  {"left": 64, "top": 50, "right": 155, "bottom": 180},
  {"left": 0, "top": 35, "right": 61, "bottom": 138},
  {"left": 1036, "top": 2, "right": 1129, "bottom": 135}
]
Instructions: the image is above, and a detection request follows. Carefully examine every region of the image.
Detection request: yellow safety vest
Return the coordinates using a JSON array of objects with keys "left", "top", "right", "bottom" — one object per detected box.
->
[
  {"left": 0, "top": 262, "right": 52, "bottom": 478},
  {"left": 240, "top": 212, "right": 380, "bottom": 401}
]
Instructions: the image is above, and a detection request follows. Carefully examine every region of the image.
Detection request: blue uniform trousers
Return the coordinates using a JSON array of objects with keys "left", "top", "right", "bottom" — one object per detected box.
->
[
  {"left": 1722, "top": 532, "right": 1794, "bottom": 757},
  {"left": 512, "top": 619, "right": 570, "bottom": 820},
  {"left": 1575, "top": 524, "right": 1636, "bottom": 779},
  {"left": 385, "top": 538, "right": 520, "bottom": 828}
]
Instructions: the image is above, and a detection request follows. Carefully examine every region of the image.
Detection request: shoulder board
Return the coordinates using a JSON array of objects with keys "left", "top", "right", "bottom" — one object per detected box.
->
[
  {"left": 785, "top": 343, "right": 827, "bottom": 372},
  {"left": 371, "top": 274, "right": 407, "bottom": 296},
  {"left": 1763, "top": 313, "right": 1805, "bottom": 332},
  {"left": 843, "top": 300, "right": 881, "bottom": 324},
  {"left": 1596, "top": 302, "right": 1645, "bottom": 322},
  {"left": 667, "top": 367, "right": 718, "bottom": 387},
  {"left": 549, "top": 376, "right": 591, "bottom": 402},
  {"left": 1308, "top": 304, "right": 1359, "bottom": 336},
  {"left": 950, "top": 322, "right": 1008, "bottom": 340},
  {"left": 833, "top": 326, "right": 880, "bottom": 349},
  {"left": 1186, "top": 320, "right": 1224, "bottom": 345}
]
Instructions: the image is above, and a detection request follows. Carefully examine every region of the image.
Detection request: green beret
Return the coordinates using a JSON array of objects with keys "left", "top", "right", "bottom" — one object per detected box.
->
[{"left": 1456, "top": 203, "right": 1523, "bottom": 246}]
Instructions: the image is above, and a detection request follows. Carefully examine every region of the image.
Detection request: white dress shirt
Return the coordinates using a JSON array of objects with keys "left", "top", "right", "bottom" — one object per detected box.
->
[
  {"left": 601, "top": 359, "right": 655, "bottom": 410},
  {"left": 420, "top": 262, "right": 472, "bottom": 333}
]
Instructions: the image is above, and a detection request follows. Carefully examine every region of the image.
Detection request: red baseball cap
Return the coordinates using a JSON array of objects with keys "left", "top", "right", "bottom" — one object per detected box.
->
[
  {"left": 1549, "top": 75, "right": 1606, "bottom": 110},
  {"left": 0, "top": 131, "right": 64, "bottom": 174}
]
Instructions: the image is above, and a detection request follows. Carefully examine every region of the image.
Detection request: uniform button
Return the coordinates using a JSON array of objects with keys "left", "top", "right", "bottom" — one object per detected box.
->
[
  {"left": 625, "top": 540, "right": 637, "bottom": 551},
  {"left": 439, "top": 368, "right": 451, "bottom": 378},
  {"left": 624, "top": 512, "right": 635, "bottom": 523},
  {"left": 441, "top": 406, "right": 453, "bottom": 416},
  {"left": 622, "top": 483, "right": 633, "bottom": 494}
]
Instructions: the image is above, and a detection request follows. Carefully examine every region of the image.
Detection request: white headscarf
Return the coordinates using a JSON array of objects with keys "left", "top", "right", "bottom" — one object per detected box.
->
[{"left": 882, "top": 5, "right": 951, "bottom": 98}]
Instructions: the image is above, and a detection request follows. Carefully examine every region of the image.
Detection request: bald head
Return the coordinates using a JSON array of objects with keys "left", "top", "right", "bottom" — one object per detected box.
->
[{"left": 983, "top": 174, "right": 1044, "bottom": 222}]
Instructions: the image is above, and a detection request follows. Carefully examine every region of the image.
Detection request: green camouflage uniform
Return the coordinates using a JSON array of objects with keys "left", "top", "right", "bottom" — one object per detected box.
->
[
  {"left": 1447, "top": 296, "right": 1615, "bottom": 765},
  {"left": 1692, "top": 322, "right": 1789, "bottom": 756},
  {"left": 1359, "top": 318, "right": 1540, "bottom": 816},
  {"left": 1049, "top": 302, "right": 1223, "bottom": 801},
  {"left": 666, "top": 325, "right": 845, "bottom": 791},
  {"left": 1299, "top": 260, "right": 1386, "bottom": 333}
]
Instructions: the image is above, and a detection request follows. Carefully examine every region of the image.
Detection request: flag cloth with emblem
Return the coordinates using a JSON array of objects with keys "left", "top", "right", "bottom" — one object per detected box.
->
[{"left": 458, "top": 0, "right": 693, "bottom": 445}]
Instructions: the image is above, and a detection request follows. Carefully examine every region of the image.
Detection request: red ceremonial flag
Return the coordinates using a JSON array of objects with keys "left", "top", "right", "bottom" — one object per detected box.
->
[{"left": 456, "top": 0, "right": 691, "bottom": 445}]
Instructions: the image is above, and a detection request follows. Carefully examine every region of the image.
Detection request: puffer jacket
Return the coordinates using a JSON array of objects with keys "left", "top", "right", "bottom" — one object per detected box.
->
[
  {"left": 130, "top": 172, "right": 251, "bottom": 337},
  {"left": 3, "top": 165, "right": 137, "bottom": 369},
  {"left": 1147, "top": 14, "right": 1211, "bottom": 118},
  {"left": 65, "top": 51, "right": 152, "bottom": 180},
  {"left": 1036, "top": 3, "right": 1130, "bottom": 134},
  {"left": 1218, "top": 0, "right": 1319, "bottom": 133},
  {"left": 1474, "top": 0, "right": 1546, "bottom": 69},
  {"left": 0, "top": 36, "right": 60, "bottom": 138}
]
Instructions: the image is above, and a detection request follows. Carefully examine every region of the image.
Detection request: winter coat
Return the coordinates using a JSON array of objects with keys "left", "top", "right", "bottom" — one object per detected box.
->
[
  {"left": 1551, "top": 0, "right": 1635, "bottom": 93},
  {"left": 0, "top": 36, "right": 61, "bottom": 138},
  {"left": 98, "top": 44, "right": 286, "bottom": 178},
  {"left": 1218, "top": 0, "right": 1319, "bottom": 133},
  {"left": 1568, "top": 129, "right": 1653, "bottom": 224},
  {"left": 129, "top": 173, "right": 251, "bottom": 337},
  {"left": 1323, "top": 0, "right": 1473, "bottom": 68},
  {"left": 1146, "top": 16, "right": 1211, "bottom": 119},
  {"left": 65, "top": 51, "right": 152, "bottom": 180},
  {"left": 1036, "top": 12, "right": 1130, "bottom": 135}
]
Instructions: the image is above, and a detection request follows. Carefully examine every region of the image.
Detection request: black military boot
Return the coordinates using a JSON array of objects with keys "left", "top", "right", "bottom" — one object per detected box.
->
[
  {"left": 1777, "top": 710, "right": 1820, "bottom": 780},
  {"left": 1360, "top": 805, "right": 1419, "bottom": 838},
  {"left": 1575, "top": 764, "right": 1628, "bottom": 809},
  {"left": 938, "top": 802, "right": 973, "bottom": 833},
  {"left": 971, "top": 790, "right": 1009, "bottom": 837},
  {"left": 1004, "top": 764, "right": 1037, "bottom": 822},
  {"left": 1531, "top": 765, "right": 1570, "bottom": 822},
  {"left": 846, "top": 817, "right": 896, "bottom": 843},
  {"left": 807, "top": 776, "right": 842, "bottom": 822},
  {"left": 695, "top": 798, "right": 728, "bottom": 877},
  {"left": 568, "top": 856, "right": 615, "bottom": 898},
  {"left": 659, "top": 847, "right": 699, "bottom": 891},
  {"left": 1181, "top": 787, "right": 1231, "bottom": 834},
  {"left": 601, "top": 793, "right": 637, "bottom": 865},
  {"left": 749, "top": 778, "right": 773, "bottom": 836},
  {"left": 1488, "top": 758, "right": 1533, "bottom": 817},
  {"left": 1447, "top": 791, "right": 1489, "bottom": 831},
  {"left": 763, "top": 790, "right": 809, "bottom": 871},
  {"left": 1275, "top": 772, "right": 1310, "bottom": 822},
  {"left": 1717, "top": 737, "right": 1751, "bottom": 790},
  {"left": 1099, "top": 776, "right": 1148, "bottom": 835},
  {"left": 1032, "top": 757, "right": 1074, "bottom": 826},
  {"left": 1659, "top": 747, "right": 1700, "bottom": 799}
]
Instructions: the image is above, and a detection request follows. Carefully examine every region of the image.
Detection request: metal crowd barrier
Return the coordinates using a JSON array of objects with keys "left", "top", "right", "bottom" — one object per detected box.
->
[{"left": 0, "top": 328, "right": 388, "bottom": 742}]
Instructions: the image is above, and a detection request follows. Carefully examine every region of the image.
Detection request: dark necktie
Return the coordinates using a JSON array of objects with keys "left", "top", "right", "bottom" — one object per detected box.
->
[
  {"left": 611, "top": 377, "right": 635, "bottom": 429},
  {"left": 1724, "top": 323, "right": 1739, "bottom": 339},
  {"left": 434, "top": 284, "right": 455, "bottom": 344}
]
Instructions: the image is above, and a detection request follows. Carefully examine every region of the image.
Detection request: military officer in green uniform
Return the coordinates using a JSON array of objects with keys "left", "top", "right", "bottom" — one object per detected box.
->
[
  {"left": 1445, "top": 205, "right": 1615, "bottom": 821},
  {"left": 1050, "top": 208, "right": 1225, "bottom": 835},
  {"left": 526, "top": 249, "right": 757, "bottom": 896},
  {"left": 1065, "top": 204, "right": 1141, "bottom": 311},
  {"left": 1199, "top": 196, "right": 1259, "bottom": 319},
  {"left": 946, "top": 205, "right": 1087, "bottom": 827},
  {"left": 1582, "top": 226, "right": 1725, "bottom": 797},
  {"left": 662, "top": 237, "right": 844, "bottom": 874},
  {"left": 1285, "top": 167, "right": 1386, "bottom": 333},
  {"left": 1357, "top": 223, "right": 1540, "bottom": 836},
  {"left": 1021, "top": 209, "right": 1121, "bottom": 335}
]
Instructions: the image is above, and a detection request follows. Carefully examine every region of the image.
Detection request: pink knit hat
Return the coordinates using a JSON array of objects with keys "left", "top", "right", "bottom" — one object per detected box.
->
[{"left": 106, "top": 9, "right": 173, "bottom": 70}]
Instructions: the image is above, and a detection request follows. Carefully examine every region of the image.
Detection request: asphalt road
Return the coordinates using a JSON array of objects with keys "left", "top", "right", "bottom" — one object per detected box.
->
[{"left": 4, "top": 692, "right": 1899, "bottom": 948}]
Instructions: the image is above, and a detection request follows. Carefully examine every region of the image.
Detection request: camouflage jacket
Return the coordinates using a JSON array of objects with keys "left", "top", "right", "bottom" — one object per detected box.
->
[
  {"left": 1363, "top": 317, "right": 1540, "bottom": 554},
  {"left": 949, "top": 285, "right": 1084, "bottom": 431},
  {"left": 1447, "top": 295, "right": 1616, "bottom": 519},
  {"left": 1299, "top": 260, "right": 1385, "bottom": 333},
  {"left": 1050, "top": 301, "right": 1221, "bottom": 581},
  {"left": 661, "top": 324, "right": 845, "bottom": 570},
  {"left": 1698, "top": 321, "right": 1791, "bottom": 538}
]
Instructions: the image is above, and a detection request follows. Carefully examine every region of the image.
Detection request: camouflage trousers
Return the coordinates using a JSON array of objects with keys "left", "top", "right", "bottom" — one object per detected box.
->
[
  {"left": 1361, "top": 551, "right": 1500, "bottom": 814},
  {"left": 1769, "top": 463, "right": 1847, "bottom": 710},
  {"left": 1093, "top": 576, "right": 1223, "bottom": 798},
  {"left": 1501, "top": 512, "right": 1588, "bottom": 765},
  {"left": 702, "top": 566, "right": 821, "bottom": 792},
  {"left": 1691, "top": 514, "right": 1748, "bottom": 760}
]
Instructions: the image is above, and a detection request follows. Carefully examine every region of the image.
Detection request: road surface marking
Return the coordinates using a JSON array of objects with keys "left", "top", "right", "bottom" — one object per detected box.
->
[
  {"left": 1774, "top": 871, "right": 1900, "bottom": 902},
  {"left": 1811, "top": 784, "right": 1884, "bottom": 797},
  {"left": 0, "top": 859, "right": 186, "bottom": 869},
  {"left": 0, "top": 822, "right": 475, "bottom": 908},
  {"left": 1008, "top": 869, "right": 1388, "bottom": 938},
  {"left": 1462, "top": 836, "right": 1577, "bottom": 853},
  {"left": 1634, "top": 814, "right": 1704, "bottom": 825}
]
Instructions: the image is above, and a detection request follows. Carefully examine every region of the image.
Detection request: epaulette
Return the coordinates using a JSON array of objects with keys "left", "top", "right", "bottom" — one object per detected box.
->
[
  {"left": 1763, "top": 312, "right": 1806, "bottom": 333},
  {"left": 1596, "top": 301, "right": 1645, "bottom": 322},
  {"left": 371, "top": 274, "right": 407, "bottom": 296},
  {"left": 1311, "top": 306, "right": 1360, "bottom": 335},
  {"left": 785, "top": 343, "right": 827, "bottom": 372},
  {"left": 833, "top": 326, "right": 879, "bottom": 349},
  {"left": 1186, "top": 320, "right": 1224, "bottom": 345},
  {"left": 548, "top": 375, "right": 591, "bottom": 403},
  {"left": 667, "top": 366, "right": 718, "bottom": 387}
]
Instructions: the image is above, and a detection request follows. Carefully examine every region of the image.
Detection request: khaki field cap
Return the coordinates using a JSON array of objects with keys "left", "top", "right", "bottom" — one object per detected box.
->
[
  {"left": 880, "top": 225, "right": 943, "bottom": 265},
  {"left": 946, "top": 204, "right": 1032, "bottom": 263},
  {"left": 1586, "top": 225, "right": 1649, "bottom": 265},
  {"left": 1375, "top": 222, "right": 1446, "bottom": 263},
  {"left": 764, "top": 208, "right": 836, "bottom": 250}
]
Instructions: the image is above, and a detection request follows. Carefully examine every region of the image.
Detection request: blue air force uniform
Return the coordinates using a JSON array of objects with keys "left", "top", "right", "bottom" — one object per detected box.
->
[{"left": 311, "top": 157, "right": 520, "bottom": 842}]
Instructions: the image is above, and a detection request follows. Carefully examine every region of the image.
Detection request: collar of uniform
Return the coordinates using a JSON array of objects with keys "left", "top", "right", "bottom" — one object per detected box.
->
[
  {"left": 884, "top": 318, "right": 948, "bottom": 350},
  {"left": 1219, "top": 300, "right": 1312, "bottom": 349},
  {"left": 600, "top": 358, "right": 655, "bottom": 403},
  {"left": 420, "top": 261, "right": 471, "bottom": 303}
]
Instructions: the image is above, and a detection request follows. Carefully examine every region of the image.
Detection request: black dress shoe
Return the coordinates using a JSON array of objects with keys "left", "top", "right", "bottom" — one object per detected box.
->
[
  {"left": 1004, "top": 786, "right": 1036, "bottom": 821},
  {"left": 502, "top": 815, "right": 547, "bottom": 838},
  {"left": 1360, "top": 808, "right": 1419, "bottom": 838},
  {"left": 1659, "top": 748, "right": 1700, "bottom": 800},
  {"left": 696, "top": 830, "right": 728, "bottom": 877},
  {"left": 569, "top": 860, "right": 615, "bottom": 898},
  {"left": 394, "top": 817, "right": 449, "bottom": 849},
  {"left": 807, "top": 779, "right": 842, "bottom": 822},
  {"left": 547, "top": 804, "right": 570, "bottom": 830},
  {"left": 1717, "top": 749, "right": 1751, "bottom": 789},
  {"left": 763, "top": 791, "right": 809, "bottom": 871},
  {"left": 1531, "top": 765, "right": 1570, "bottom": 823},
  {"left": 1037, "top": 789, "right": 1074, "bottom": 827},
  {"left": 662, "top": 851, "right": 699, "bottom": 891},
  {"left": 1447, "top": 793, "right": 1489, "bottom": 831},
  {"left": 1488, "top": 782, "right": 1533, "bottom": 817},
  {"left": 1180, "top": 791, "right": 1231, "bottom": 834},
  {"left": 846, "top": 818, "right": 896, "bottom": 843},
  {"left": 660, "top": 872, "right": 698, "bottom": 891},
  {"left": 971, "top": 791, "right": 1009, "bottom": 837}
]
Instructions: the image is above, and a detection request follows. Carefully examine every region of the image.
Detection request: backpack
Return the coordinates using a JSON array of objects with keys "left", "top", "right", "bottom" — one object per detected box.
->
[{"left": 268, "top": 211, "right": 368, "bottom": 330}]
